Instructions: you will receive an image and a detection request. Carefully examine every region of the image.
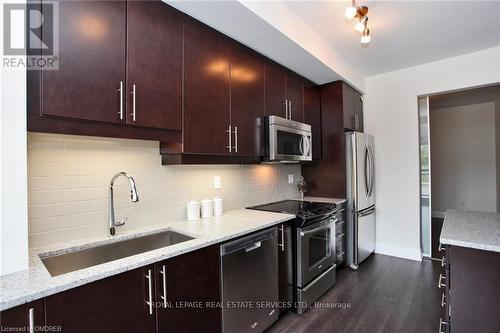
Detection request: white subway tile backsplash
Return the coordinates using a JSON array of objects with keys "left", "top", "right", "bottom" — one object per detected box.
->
[{"left": 28, "top": 133, "right": 301, "bottom": 247}]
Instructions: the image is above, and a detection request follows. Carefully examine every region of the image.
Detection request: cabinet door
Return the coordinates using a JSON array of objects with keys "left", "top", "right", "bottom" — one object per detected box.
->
[
  {"left": 342, "top": 83, "right": 355, "bottom": 131},
  {"left": 286, "top": 74, "right": 304, "bottom": 122},
  {"left": 230, "top": 44, "right": 265, "bottom": 156},
  {"left": 0, "top": 300, "right": 44, "bottom": 332},
  {"left": 45, "top": 265, "right": 156, "bottom": 333},
  {"left": 353, "top": 90, "right": 364, "bottom": 132},
  {"left": 278, "top": 223, "right": 293, "bottom": 315},
  {"left": 183, "top": 18, "right": 231, "bottom": 155},
  {"left": 156, "top": 245, "right": 221, "bottom": 333},
  {"left": 265, "top": 63, "right": 287, "bottom": 119},
  {"left": 304, "top": 85, "right": 322, "bottom": 160},
  {"left": 41, "top": 1, "right": 126, "bottom": 123},
  {"left": 126, "top": 1, "right": 182, "bottom": 130}
]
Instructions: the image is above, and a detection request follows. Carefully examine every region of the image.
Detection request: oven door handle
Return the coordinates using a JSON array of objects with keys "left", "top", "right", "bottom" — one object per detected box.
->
[{"left": 300, "top": 223, "right": 332, "bottom": 237}]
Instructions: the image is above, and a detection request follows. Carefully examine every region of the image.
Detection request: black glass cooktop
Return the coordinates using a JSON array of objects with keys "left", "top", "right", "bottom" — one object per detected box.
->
[{"left": 248, "top": 200, "right": 336, "bottom": 221}]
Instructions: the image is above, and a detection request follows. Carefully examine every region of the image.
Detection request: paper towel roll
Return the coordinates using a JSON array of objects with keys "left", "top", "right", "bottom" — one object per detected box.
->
[
  {"left": 186, "top": 200, "right": 200, "bottom": 221},
  {"left": 213, "top": 197, "right": 223, "bottom": 216},
  {"left": 201, "top": 198, "right": 213, "bottom": 219}
]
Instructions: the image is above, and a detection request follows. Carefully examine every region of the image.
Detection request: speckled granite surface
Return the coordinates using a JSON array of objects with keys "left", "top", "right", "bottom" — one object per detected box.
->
[
  {"left": 299, "top": 196, "right": 347, "bottom": 205},
  {"left": 0, "top": 209, "right": 294, "bottom": 311},
  {"left": 440, "top": 210, "right": 500, "bottom": 253}
]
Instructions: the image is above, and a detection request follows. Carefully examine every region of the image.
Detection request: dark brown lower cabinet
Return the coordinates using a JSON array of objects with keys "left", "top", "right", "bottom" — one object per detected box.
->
[
  {"left": 0, "top": 299, "right": 45, "bottom": 332},
  {"left": 45, "top": 265, "right": 156, "bottom": 333},
  {"left": 277, "top": 222, "right": 293, "bottom": 315},
  {"left": 156, "top": 245, "right": 222, "bottom": 333},
  {"left": 438, "top": 244, "right": 500, "bottom": 333}
]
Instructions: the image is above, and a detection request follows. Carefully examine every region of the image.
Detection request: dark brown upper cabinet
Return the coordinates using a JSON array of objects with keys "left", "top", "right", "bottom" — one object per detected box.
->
[
  {"left": 45, "top": 265, "right": 156, "bottom": 333},
  {"left": 286, "top": 73, "right": 304, "bottom": 122},
  {"left": 264, "top": 63, "right": 304, "bottom": 122},
  {"left": 126, "top": 1, "right": 182, "bottom": 130},
  {"left": 264, "top": 63, "right": 287, "bottom": 119},
  {"left": 41, "top": 0, "right": 127, "bottom": 123},
  {"left": 342, "top": 82, "right": 363, "bottom": 132},
  {"left": 183, "top": 18, "right": 231, "bottom": 155},
  {"left": 230, "top": 43, "right": 265, "bottom": 157},
  {"left": 353, "top": 90, "right": 364, "bottom": 132},
  {"left": 304, "top": 84, "right": 322, "bottom": 160}
]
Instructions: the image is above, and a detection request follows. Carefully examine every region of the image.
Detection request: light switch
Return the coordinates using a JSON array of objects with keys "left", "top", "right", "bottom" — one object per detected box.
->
[
  {"left": 214, "top": 176, "right": 222, "bottom": 189},
  {"left": 288, "top": 174, "right": 294, "bottom": 184}
]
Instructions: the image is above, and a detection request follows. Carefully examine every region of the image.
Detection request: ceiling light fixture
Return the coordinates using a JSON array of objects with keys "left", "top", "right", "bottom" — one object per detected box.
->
[
  {"left": 355, "top": 16, "right": 368, "bottom": 33},
  {"left": 345, "top": 1, "right": 372, "bottom": 45},
  {"left": 361, "top": 28, "right": 371, "bottom": 44}
]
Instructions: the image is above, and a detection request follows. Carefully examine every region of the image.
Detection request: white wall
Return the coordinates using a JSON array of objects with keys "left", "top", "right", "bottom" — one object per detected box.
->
[
  {"left": 0, "top": 1, "right": 29, "bottom": 276},
  {"left": 430, "top": 102, "right": 496, "bottom": 213},
  {"left": 28, "top": 133, "right": 301, "bottom": 248},
  {"left": 364, "top": 46, "right": 500, "bottom": 261}
]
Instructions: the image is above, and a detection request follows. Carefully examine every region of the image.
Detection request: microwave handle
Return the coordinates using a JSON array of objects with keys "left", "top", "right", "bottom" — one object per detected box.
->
[
  {"left": 303, "top": 135, "right": 311, "bottom": 157},
  {"left": 299, "top": 135, "right": 304, "bottom": 155}
]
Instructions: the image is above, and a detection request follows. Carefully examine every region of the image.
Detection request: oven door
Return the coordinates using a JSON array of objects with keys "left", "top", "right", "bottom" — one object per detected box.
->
[
  {"left": 269, "top": 124, "right": 312, "bottom": 162},
  {"left": 296, "top": 217, "right": 335, "bottom": 287}
]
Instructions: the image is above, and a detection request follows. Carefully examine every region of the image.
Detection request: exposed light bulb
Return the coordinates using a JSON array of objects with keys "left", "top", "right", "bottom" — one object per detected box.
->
[
  {"left": 361, "top": 28, "right": 371, "bottom": 44},
  {"left": 355, "top": 21, "right": 365, "bottom": 32},
  {"left": 345, "top": 6, "right": 357, "bottom": 19}
]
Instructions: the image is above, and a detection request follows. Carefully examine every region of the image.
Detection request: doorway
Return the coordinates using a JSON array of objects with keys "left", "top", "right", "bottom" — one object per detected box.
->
[{"left": 419, "top": 84, "right": 500, "bottom": 259}]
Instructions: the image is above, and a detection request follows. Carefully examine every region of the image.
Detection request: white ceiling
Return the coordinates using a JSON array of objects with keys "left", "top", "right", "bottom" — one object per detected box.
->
[{"left": 285, "top": 0, "right": 500, "bottom": 76}]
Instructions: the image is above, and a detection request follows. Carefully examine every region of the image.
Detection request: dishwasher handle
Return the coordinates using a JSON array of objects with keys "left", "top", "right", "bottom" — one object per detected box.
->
[{"left": 221, "top": 228, "right": 277, "bottom": 256}]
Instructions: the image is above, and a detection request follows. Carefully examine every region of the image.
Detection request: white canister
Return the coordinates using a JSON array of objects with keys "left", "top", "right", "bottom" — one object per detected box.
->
[
  {"left": 213, "top": 197, "right": 223, "bottom": 216},
  {"left": 186, "top": 200, "right": 200, "bottom": 221},
  {"left": 201, "top": 198, "right": 213, "bottom": 219}
]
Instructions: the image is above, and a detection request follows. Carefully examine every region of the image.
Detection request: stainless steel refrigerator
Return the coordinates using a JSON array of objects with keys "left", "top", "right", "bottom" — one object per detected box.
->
[{"left": 346, "top": 132, "right": 375, "bottom": 269}]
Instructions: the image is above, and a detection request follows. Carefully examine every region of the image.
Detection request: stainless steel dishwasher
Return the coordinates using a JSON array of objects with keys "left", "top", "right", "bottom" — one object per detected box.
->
[{"left": 220, "top": 227, "right": 279, "bottom": 333}]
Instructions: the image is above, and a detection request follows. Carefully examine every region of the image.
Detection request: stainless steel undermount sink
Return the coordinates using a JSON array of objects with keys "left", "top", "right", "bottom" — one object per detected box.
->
[{"left": 40, "top": 230, "right": 195, "bottom": 277}]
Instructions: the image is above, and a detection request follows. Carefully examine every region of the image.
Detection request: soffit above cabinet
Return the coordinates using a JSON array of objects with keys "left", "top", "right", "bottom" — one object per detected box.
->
[{"left": 164, "top": 0, "right": 365, "bottom": 92}]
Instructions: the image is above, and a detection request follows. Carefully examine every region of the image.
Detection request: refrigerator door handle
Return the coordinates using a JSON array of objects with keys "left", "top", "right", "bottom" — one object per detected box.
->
[
  {"left": 364, "top": 146, "right": 370, "bottom": 196},
  {"left": 358, "top": 207, "right": 376, "bottom": 217},
  {"left": 369, "top": 146, "right": 375, "bottom": 196}
]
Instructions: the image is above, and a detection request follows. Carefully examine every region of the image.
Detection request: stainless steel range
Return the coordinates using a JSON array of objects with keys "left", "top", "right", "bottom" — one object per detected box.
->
[{"left": 248, "top": 200, "right": 344, "bottom": 314}]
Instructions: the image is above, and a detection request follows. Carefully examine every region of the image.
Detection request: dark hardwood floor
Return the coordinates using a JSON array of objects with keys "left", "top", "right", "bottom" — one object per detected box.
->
[{"left": 267, "top": 254, "right": 441, "bottom": 333}]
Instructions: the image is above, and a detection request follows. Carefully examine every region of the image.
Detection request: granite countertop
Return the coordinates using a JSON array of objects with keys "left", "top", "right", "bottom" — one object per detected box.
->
[
  {"left": 0, "top": 209, "right": 295, "bottom": 311},
  {"left": 440, "top": 210, "right": 500, "bottom": 252},
  {"left": 299, "top": 196, "right": 347, "bottom": 205}
]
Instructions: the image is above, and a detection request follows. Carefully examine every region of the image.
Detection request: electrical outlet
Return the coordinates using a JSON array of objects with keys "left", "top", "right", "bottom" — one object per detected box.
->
[
  {"left": 214, "top": 176, "right": 221, "bottom": 189},
  {"left": 288, "top": 174, "right": 294, "bottom": 184}
]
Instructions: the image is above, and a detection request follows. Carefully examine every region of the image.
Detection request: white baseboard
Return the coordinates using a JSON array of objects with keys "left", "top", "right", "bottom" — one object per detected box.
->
[{"left": 375, "top": 243, "right": 422, "bottom": 261}]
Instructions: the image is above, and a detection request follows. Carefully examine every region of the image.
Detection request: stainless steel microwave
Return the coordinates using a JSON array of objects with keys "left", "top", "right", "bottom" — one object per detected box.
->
[{"left": 264, "top": 116, "right": 312, "bottom": 162}]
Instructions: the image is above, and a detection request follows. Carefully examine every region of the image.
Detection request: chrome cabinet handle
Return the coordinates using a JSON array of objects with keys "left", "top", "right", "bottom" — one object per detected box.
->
[
  {"left": 441, "top": 293, "right": 446, "bottom": 307},
  {"left": 284, "top": 99, "right": 288, "bottom": 119},
  {"left": 438, "top": 317, "right": 449, "bottom": 333},
  {"left": 336, "top": 232, "right": 346, "bottom": 238},
  {"left": 437, "top": 273, "right": 446, "bottom": 289},
  {"left": 439, "top": 243, "right": 445, "bottom": 252},
  {"left": 131, "top": 84, "right": 136, "bottom": 122},
  {"left": 278, "top": 225, "right": 285, "bottom": 252},
  {"left": 28, "top": 308, "right": 34, "bottom": 333},
  {"left": 118, "top": 81, "right": 124, "bottom": 120},
  {"left": 441, "top": 256, "right": 446, "bottom": 267},
  {"left": 233, "top": 126, "right": 238, "bottom": 152},
  {"left": 145, "top": 269, "right": 153, "bottom": 315},
  {"left": 288, "top": 100, "right": 292, "bottom": 119},
  {"left": 160, "top": 265, "right": 167, "bottom": 308},
  {"left": 336, "top": 251, "right": 346, "bottom": 258},
  {"left": 226, "top": 125, "right": 232, "bottom": 152}
]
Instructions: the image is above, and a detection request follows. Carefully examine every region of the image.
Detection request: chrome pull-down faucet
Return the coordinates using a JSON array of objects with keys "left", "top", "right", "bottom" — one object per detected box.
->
[{"left": 109, "top": 172, "right": 139, "bottom": 236}]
